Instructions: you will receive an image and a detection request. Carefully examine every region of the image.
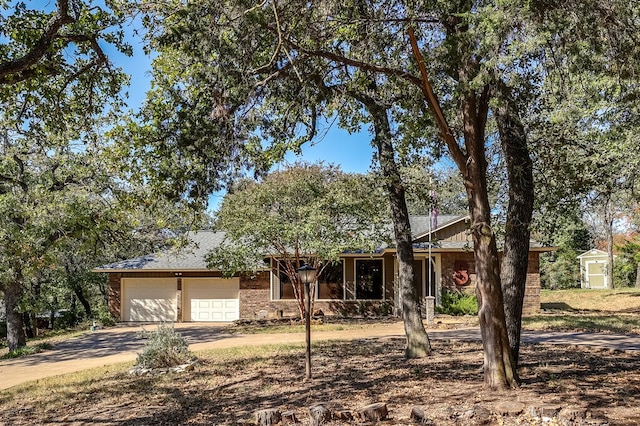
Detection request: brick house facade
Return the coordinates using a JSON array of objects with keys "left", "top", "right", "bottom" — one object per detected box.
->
[{"left": 99, "top": 215, "right": 549, "bottom": 322}]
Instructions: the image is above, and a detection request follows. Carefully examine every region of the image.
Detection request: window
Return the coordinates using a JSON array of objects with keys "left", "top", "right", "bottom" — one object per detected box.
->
[
  {"left": 275, "top": 260, "right": 297, "bottom": 300},
  {"left": 272, "top": 259, "right": 345, "bottom": 300},
  {"left": 318, "top": 261, "right": 344, "bottom": 300},
  {"left": 355, "top": 259, "right": 383, "bottom": 300}
]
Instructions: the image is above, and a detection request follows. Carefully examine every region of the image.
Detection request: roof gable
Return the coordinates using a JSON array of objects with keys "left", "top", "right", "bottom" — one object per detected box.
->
[
  {"left": 411, "top": 215, "right": 469, "bottom": 243},
  {"left": 577, "top": 249, "right": 609, "bottom": 259}
]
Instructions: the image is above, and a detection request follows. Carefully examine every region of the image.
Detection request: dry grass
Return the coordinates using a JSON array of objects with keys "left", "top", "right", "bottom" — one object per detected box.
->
[
  {"left": 522, "top": 288, "right": 640, "bottom": 334},
  {"left": 539, "top": 288, "right": 640, "bottom": 313},
  {"left": 3, "top": 289, "right": 640, "bottom": 424},
  {"left": 0, "top": 328, "right": 87, "bottom": 357}
]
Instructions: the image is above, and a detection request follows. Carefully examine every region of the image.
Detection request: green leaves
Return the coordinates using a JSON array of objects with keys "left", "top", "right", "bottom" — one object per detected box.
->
[{"left": 208, "top": 162, "right": 387, "bottom": 275}]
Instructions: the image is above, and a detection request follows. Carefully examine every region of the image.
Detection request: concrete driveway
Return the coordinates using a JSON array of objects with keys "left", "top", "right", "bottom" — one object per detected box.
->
[{"left": 2, "top": 322, "right": 640, "bottom": 390}]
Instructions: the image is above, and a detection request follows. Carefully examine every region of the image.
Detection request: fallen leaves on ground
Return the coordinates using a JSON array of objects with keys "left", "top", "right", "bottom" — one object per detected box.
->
[{"left": 1, "top": 338, "right": 640, "bottom": 425}]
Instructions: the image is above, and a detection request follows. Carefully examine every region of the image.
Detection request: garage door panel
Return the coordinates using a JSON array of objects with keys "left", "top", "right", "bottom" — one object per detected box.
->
[
  {"left": 129, "top": 299, "right": 175, "bottom": 322},
  {"left": 122, "top": 278, "right": 177, "bottom": 322},
  {"left": 184, "top": 278, "right": 239, "bottom": 322}
]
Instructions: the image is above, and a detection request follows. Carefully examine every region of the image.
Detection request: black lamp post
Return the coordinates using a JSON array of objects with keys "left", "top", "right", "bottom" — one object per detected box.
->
[{"left": 297, "top": 264, "right": 316, "bottom": 380}]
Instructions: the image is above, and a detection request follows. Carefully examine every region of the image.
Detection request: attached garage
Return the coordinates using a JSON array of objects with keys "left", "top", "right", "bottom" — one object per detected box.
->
[
  {"left": 183, "top": 277, "right": 239, "bottom": 322},
  {"left": 122, "top": 277, "right": 178, "bottom": 322}
]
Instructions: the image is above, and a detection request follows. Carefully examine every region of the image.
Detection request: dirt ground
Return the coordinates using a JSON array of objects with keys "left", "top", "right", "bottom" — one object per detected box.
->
[{"left": 1, "top": 336, "right": 639, "bottom": 425}]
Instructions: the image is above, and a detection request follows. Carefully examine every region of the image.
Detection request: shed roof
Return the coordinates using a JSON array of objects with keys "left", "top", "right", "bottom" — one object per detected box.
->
[{"left": 577, "top": 249, "right": 611, "bottom": 259}]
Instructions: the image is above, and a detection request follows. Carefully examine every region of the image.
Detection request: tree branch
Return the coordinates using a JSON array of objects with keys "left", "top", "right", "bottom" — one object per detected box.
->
[
  {"left": 0, "top": 0, "right": 73, "bottom": 81},
  {"left": 263, "top": 24, "right": 423, "bottom": 88},
  {"left": 408, "top": 27, "right": 466, "bottom": 169},
  {"left": 0, "top": 173, "right": 28, "bottom": 193}
]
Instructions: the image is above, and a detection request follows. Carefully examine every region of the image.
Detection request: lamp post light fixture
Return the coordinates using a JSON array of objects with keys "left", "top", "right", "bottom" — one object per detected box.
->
[{"left": 297, "top": 264, "right": 316, "bottom": 380}]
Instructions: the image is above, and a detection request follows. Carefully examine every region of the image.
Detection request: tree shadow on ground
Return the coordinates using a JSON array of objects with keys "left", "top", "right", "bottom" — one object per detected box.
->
[
  {"left": 2, "top": 339, "right": 639, "bottom": 425},
  {"left": 540, "top": 302, "right": 577, "bottom": 312}
]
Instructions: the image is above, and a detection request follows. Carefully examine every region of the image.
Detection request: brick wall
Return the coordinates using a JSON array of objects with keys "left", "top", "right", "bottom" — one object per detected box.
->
[
  {"left": 108, "top": 273, "right": 121, "bottom": 319},
  {"left": 238, "top": 271, "right": 393, "bottom": 319},
  {"left": 440, "top": 252, "right": 541, "bottom": 315},
  {"left": 441, "top": 252, "right": 476, "bottom": 291},
  {"left": 239, "top": 272, "right": 292, "bottom": 318},
  {"left": 107, "top": 251, "right": 542, "bottom": 323},
  {"left": 523, "top": 252, "right": 541, "bottom": 315}
]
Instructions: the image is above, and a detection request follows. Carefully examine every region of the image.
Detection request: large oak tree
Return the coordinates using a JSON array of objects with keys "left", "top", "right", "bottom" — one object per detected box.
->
[
  {"left": 129, "top": 0, "right": 639, "bottom": 389},
  {"left": 1, "top": 0, "right": 131, "bottom": 351}
]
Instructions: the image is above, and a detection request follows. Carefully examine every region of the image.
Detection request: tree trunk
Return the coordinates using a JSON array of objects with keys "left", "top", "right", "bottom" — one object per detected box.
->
[
  {"left": 23, "top": 312, "right": 35, "bottom": 339},
  {"left": 460, "top": 88, "right": 517, "bottom": 390},
  {"left": 366, "top": 93, "right": 431, "bottom": 358},
  {"left": 70, "top": 280, "right": 93, "bottom": 319},
  {"left": 635, "top": 262, "right": 640, "bottom": 288},
  {"left": 49, "top": 307, "right": 56, "bottom": 330},
  {"left": 411, "top": 34, "right": 516, "bottom": 386},
  {"left": 607, "top": 216, "right": 615, "bottom": 289},
  {"left": 468, "top": 176, "right": 518, "bottom": 390},
  {"left": 5, "top": 269, "right": 26, "bottom": 352},
  {"left": 495, "top": 82, "right": 534, "bottom": 368}
]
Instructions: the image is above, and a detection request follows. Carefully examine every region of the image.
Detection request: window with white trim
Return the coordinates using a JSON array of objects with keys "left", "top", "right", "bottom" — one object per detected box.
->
[
  {"left": 271, "top": 259, "right": 344, "bottom": 300},
  {"left": 355, "top": 259, "right": 384, "bottom": 300}
]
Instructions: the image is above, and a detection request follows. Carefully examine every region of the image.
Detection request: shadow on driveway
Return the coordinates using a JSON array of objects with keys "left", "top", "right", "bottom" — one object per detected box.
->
[{"left": 9, "top": 324, "right": 237, "bottom": 367}]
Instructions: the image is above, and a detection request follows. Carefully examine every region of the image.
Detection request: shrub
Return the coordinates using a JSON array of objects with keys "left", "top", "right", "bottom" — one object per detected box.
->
[
  {"left": 357, "top": 301, "right": 368, "bottom": 316},
  {"left": 614, "top": 258, "right": 637, "bottom": 288},
  {"left": 373, "top": 301, "right": 393, "bottom": 316},
  {"left": 54, "top": 310, "right": 80, "bottom": 330},
  {"left": 540, "top": 252, "right": 581, "bottom": 289},
  {"left": 135, "top": 324, "right": 195, "bottom": 369},
  {"left": 1, "top": 342, "right": 53, "bottom": 360},
  {"left": 95, "top": 307, "right": 116, "bottom": 327},
  {"left": 436, "top": 289, "right": 478, "bottom": 316}
]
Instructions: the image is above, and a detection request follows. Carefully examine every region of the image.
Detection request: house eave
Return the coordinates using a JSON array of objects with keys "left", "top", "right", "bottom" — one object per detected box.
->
[{"left": 92, "top": 267, "right": 271, "bottom": 274}]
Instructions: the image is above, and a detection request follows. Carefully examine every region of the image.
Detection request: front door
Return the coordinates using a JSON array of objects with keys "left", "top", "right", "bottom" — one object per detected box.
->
[{"left": 586, "top": 260, "right": 607, "bottom": 288}]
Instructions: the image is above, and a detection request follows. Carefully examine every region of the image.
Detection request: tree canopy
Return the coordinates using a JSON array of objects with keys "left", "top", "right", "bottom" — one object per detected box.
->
[
  {"left": 0, "top": 0, "right": 180, "bottom": 351},
  {"left": 208, "top": 162, "right": 387, "bottom": 317},
  {"left": 1, "top": 0, "right": 638, "bottom": 392}
]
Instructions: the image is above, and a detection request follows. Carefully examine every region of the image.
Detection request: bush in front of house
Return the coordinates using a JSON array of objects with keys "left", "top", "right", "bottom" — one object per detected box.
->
[
  {"left": 95, "top": 306, "right": 116, "bottom": 327},
  {"left": 135, "top": 324, "right": 195, "bottom": 369},
  {"left": 436, "top": 289, "right": 478, "bottom": 316}
]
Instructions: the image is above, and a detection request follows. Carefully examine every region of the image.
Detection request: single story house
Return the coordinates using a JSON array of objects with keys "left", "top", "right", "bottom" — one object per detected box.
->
[
  {"left": 95, "top": 215, "right": 550, "bottom": 322},
  {"left": 577, "top": 249, "right": 612, "bottom": 289}
]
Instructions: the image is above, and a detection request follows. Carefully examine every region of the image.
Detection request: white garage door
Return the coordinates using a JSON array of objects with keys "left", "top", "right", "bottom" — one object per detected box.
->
[
  {"left": 183, "top": 277, "right": 239, "bottom": 322},
  {"left": 122, "top": 278, "right": 177, "bottom": 322}
]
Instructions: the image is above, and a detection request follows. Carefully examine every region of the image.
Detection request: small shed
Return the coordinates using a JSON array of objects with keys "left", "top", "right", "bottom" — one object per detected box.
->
[{"left": 577, "top": 249, "right": 610, "bottom": 289}]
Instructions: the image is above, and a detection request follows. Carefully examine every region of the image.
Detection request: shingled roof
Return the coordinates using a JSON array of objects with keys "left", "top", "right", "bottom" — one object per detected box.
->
[
  {"left": 94, "top": 214, "right": 550, "bottom": 272},
  {"left": 409, "top": 214, "right": 465, "bottom": 240},
  {"left": 94, "top": 231, "right": 226, "bottom": 272}
]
